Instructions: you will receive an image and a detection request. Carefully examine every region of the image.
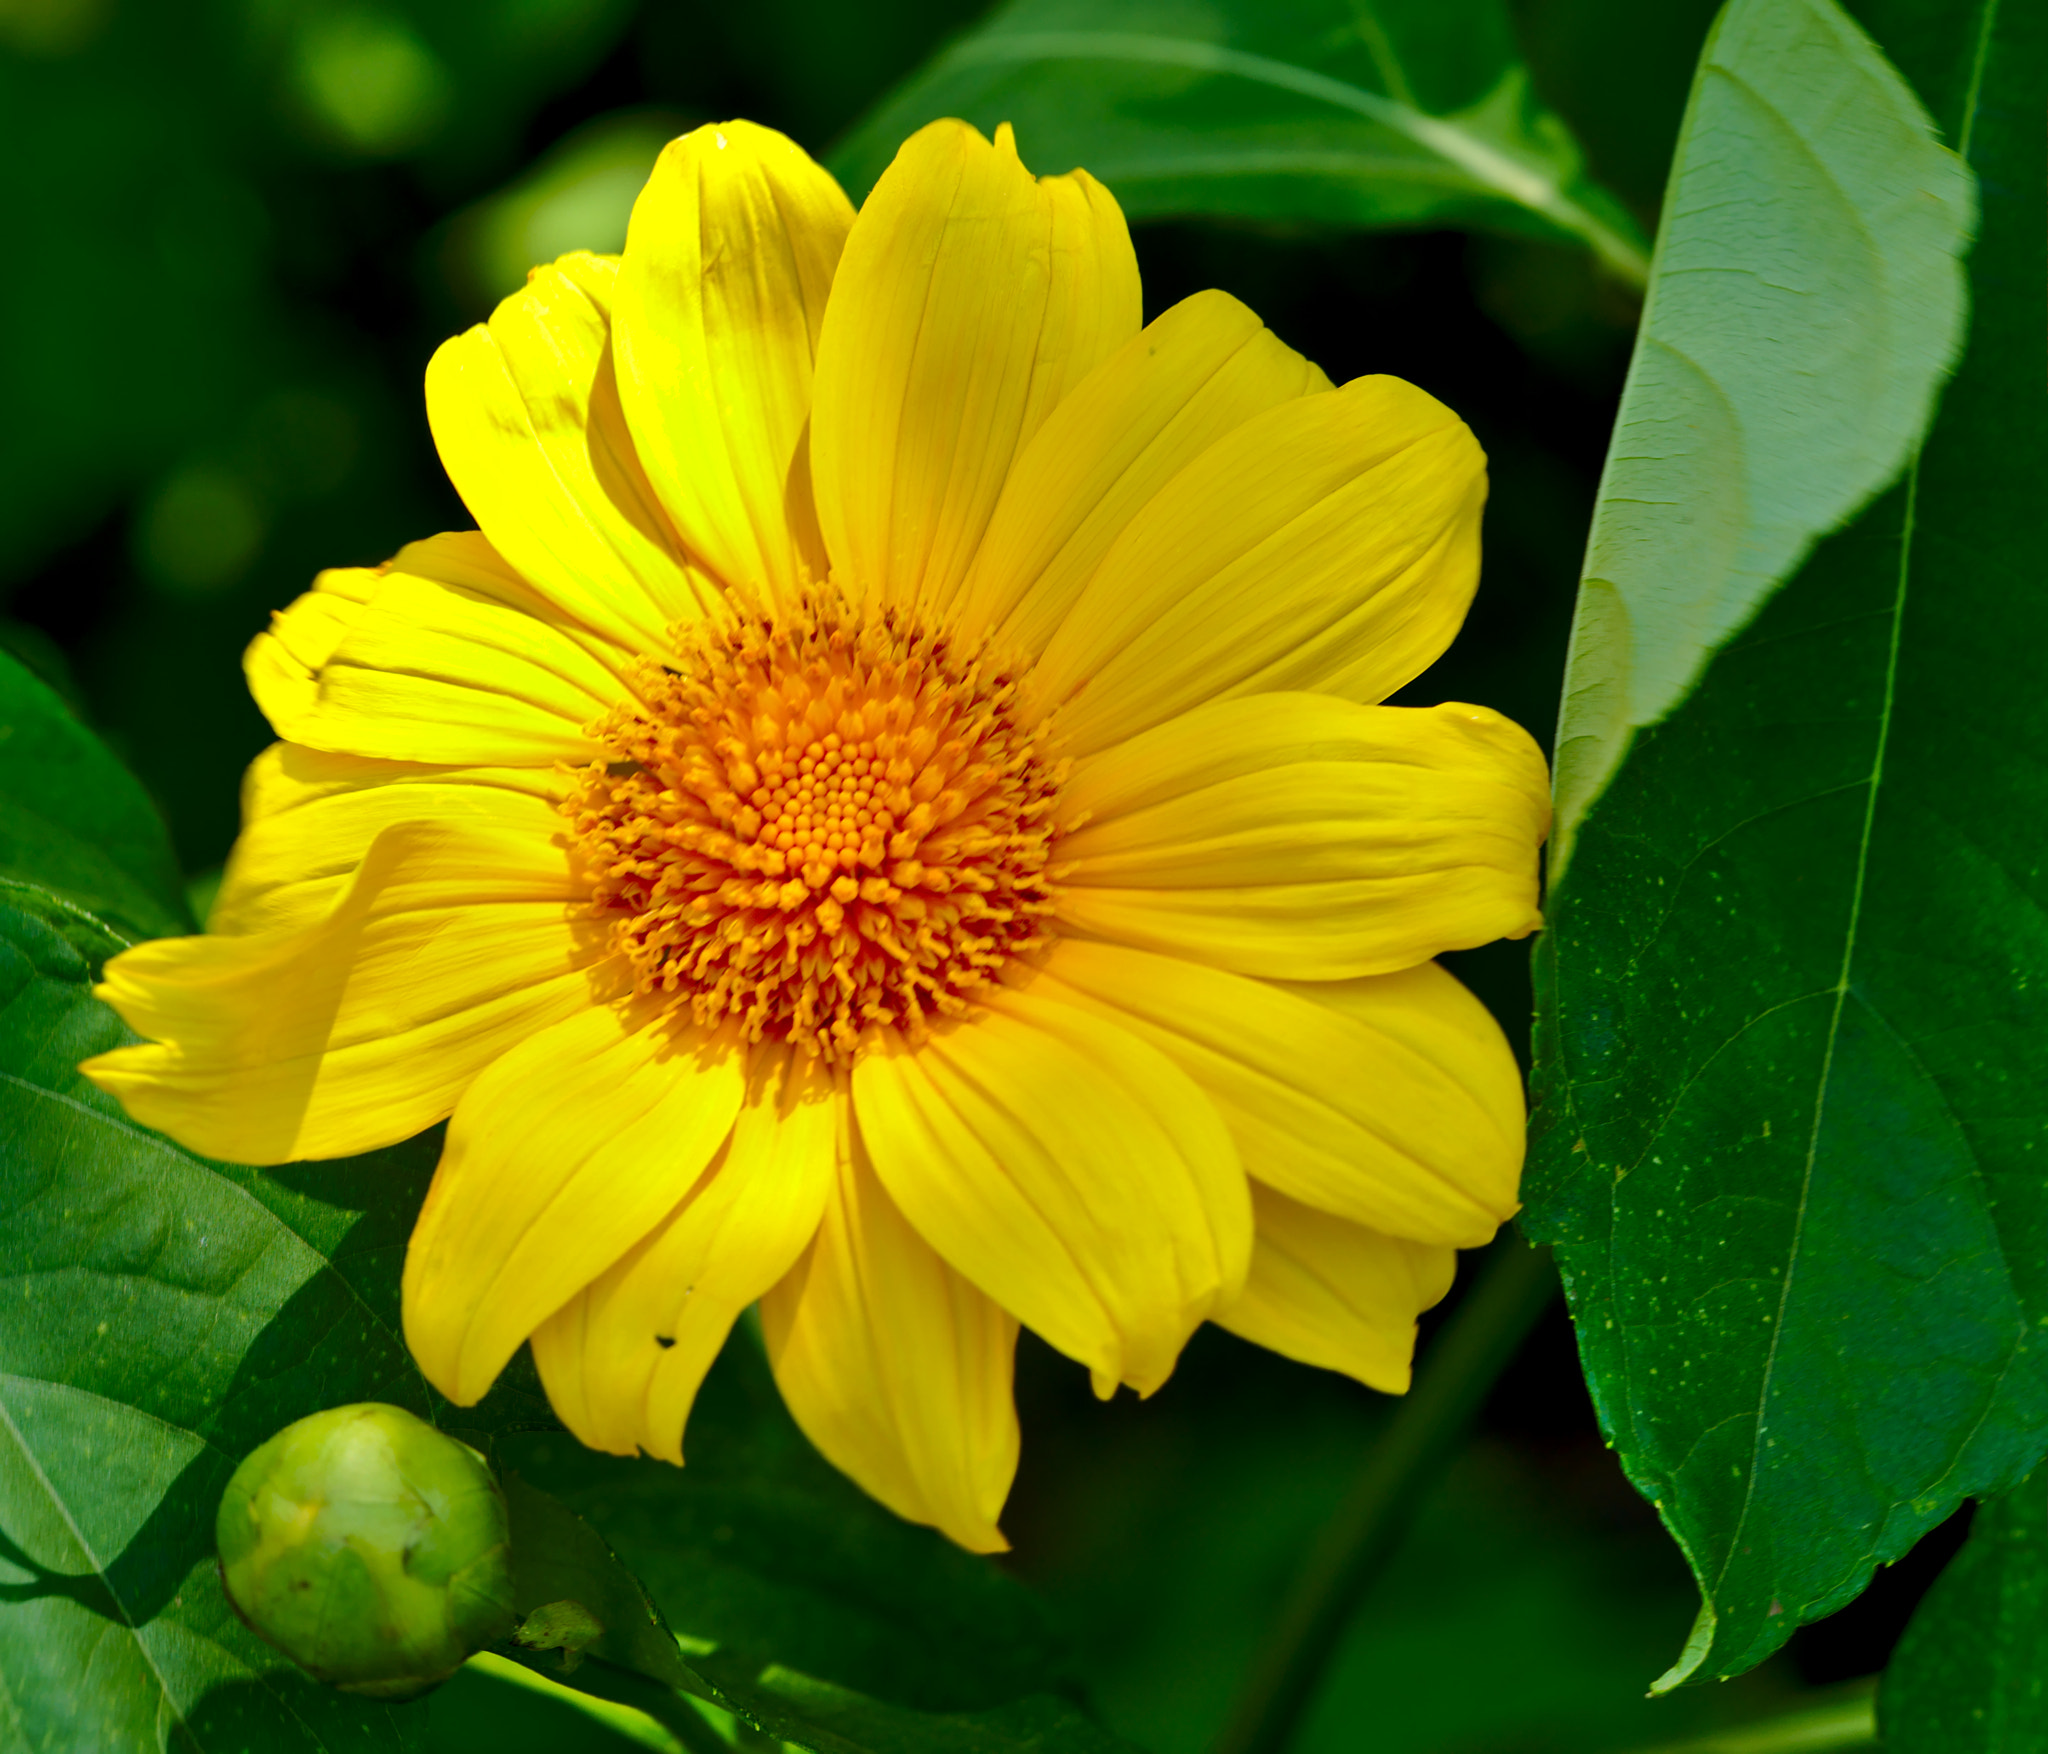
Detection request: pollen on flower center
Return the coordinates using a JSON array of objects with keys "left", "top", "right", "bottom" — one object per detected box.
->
[{"left": 564, "top": 595, "right": 1066, "bottom": 1063}]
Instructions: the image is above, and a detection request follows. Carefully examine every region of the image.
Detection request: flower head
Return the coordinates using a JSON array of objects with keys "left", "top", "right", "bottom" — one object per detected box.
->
[
  {"left": 85, "top": 119, "right": 1548, "bottom": 1552},
  {"left": 569, "top": 594, "right": 1067, "bottom": 1060}
]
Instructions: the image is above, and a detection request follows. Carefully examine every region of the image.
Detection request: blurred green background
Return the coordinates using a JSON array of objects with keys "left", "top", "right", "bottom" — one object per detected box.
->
[{"left": 0, "top": 0, "right": 1957, "bottom": 1747}]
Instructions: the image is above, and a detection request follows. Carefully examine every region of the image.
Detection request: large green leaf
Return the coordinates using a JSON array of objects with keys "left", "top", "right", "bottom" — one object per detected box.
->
[
  {"left": 0, "top": 897, "right": 549, "bottom": 1751},
  {"left": 1546, "top": 0, "right": 1973, "bottom": 870},
  {"left": 0, "top": 650, "right": 190, "bottom": 943},
  {"left": 828, "top": 0, "right": 1649, "bottom": 285},
  {"left": 1880, "top": 1471, "right": 2048, "bottom": 1751},
  {"left": 1526, "top": 0, "right": 2046, "bottom": 1691}
]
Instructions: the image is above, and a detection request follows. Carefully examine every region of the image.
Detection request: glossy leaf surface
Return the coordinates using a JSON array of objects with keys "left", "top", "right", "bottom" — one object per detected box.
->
[
  {"left": 1527, "top": 0, "right": 2047, "bottom": 1690},
  {"left": 829, "top": 0, "right": 1650, "bottom": 284},
  {"left": 1881, "top": 1473, "right": 2048, "bottom": 1752}
]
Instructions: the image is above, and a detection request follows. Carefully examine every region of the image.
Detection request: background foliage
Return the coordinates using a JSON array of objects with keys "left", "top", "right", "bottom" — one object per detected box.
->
[{"left": 2, "top": 0, "right": 2038, "bottom": 1750}]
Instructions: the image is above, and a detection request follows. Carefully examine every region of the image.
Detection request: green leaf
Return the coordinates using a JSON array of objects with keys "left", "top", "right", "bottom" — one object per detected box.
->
[
  {"left": 1546, "top": 0, "right": 1975, "bottom": 872},
  {"left": 827, "top": 0, "right": 1649, "bottom": 286},
  {"left": 1527, "top": 0, "right": 2046, "bottom": 1691},
  {"left": 0, "top": 650, "right": 191, "bottom": 944},
  {"left": 0, "top": 898, "right": 546, "bottom": 1750},
  {"left": 1880, "top": 1473, "right": 2048, "bottom": 1751}
]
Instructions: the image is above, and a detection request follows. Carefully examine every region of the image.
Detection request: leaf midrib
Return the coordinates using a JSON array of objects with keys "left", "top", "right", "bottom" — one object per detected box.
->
[
  {"left": 0, "top": 1385, "right": 189, "bottom": 1738},
  {"left": 1709, "top": 0, "right": 2005, "bottom": 1654},
  {"left": 937, "top": 28, "right": 1650, "bottom": 283}
]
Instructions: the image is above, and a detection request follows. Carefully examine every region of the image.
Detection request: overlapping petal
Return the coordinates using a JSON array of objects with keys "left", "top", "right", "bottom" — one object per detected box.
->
[
  {"left": 531, "top": 1048, "right": 837, "bottom": 1461},
  {"left": 84, "top": 816, "right": 607, "bottom": 1164},
  {"left": 211, "top": 744, "right": 558, "bottom": 937},
  {"left": 1034, "top": 941, "right": 1523, "bottom": 1247},
  {"left": 614, "top": 120, "right": 854, "bottom": 601},
  {"left": 426, "top": 251, "right": 711, "bottom": 651},
  {"left": 811, "top": 119, "right": 1142, "bottom": 618},
  {"left": 243, "top": 565, "right": 377, "bottom": 731},
  {"left": 246, "top": 531, "right": 628, "bottom": 767},
  {"left": 1025, "top": 375, "right": 1487, "bottom": 753},
  {"left": 403, "top": 1003, "right": 748, "bottom": 1409},
  {"left": 1055, "top": 693, "right": 1548, "bottom": 979},
  {"left": 761, "top": 1123, "right": 1020, "bottom": 1554},
  {"left": 852, "top": 989, "right": 1249, "bottom": 1397},
  {"left": 1215, "top": 1182, "right": 1457, "bottom": 1393},
  {"left": 951, "top": 289, "right": 1330, "bottom": 658}
]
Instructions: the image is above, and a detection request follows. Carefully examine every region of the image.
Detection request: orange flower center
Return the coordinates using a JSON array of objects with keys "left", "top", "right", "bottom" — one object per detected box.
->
[{"left": 565, "top": 595, "right": 1065, "bottom": 1063}]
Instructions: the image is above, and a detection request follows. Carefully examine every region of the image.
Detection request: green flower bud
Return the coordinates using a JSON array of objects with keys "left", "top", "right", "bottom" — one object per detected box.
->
[{"left": 216, "top": 1403, "right": 517, "bottom": 1700}]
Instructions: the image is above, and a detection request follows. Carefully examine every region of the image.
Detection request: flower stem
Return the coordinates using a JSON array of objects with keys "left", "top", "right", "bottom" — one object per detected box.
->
[{"left": 1209, "top": 1230, "right": 1559, "bottom": 1754}]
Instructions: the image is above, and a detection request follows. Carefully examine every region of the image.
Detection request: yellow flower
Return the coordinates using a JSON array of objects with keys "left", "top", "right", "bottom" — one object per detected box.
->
[{"left": 83, "top": 119, "right": 1548, "bottom": 1553}]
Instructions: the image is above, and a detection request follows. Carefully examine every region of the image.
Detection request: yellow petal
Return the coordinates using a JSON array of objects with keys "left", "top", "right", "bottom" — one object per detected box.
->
[
  {"left": 613, "top": 121, "right": 854, "bottom": 602},
  {"left": 212, "top": 743, "right": 559, "bottom": 937},
  {"left": 426, "top": 251, "right": 713, "bottom": 651},
  {"left": 1055, "top": 694, "right": 1549, "bottom": 979},
  {"left": 530, "top": 1047, "right": 837, "bottom": 1461},
  {"left": 243, "top": 565, "right": 378, "bottom": 732},
  {"left": 403, "top": 1004, "right": 748, "bottom": 1408},
  {"left": 1214, "top": 1181, "right": 1457, "bottom": 1394},
  {"left": 245, "top": 531, "right": 628, "bottom": 767},
  {"left": 1033, "top": 941, "right": 1523, "bottom": 1247},
  {"left": 952, "top": 289, "right": 1328, "bottom": 658},
  {"left": 83, "top": 816, "right": 606, "bottom": 1164},
  {"left": 811, "top": 120, "right": 1141, "bottom": 618},
  {"left": 760, "top": 1119, "right": 1019, "bottom": 1554},
  {"left": 851, "top": 991, "right": 1249, "bottom": 1397},
  {"left": 1025, "top": 375, "right": 1487, "bottom": 754}
]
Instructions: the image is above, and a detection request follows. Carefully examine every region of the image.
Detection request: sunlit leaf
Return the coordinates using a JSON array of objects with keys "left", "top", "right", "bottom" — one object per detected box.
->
[
  {"left": 829, "top": 0, "right": 1650, "bottom": 285},
  {"left": 1546, "top": 0, "right": 1974, "bottom": 866},
  {"left": 0, "top": 896, "right": 542, "bottom": 1750},
  {"left": 1526, "top": 0, "right": 2045, "bottom": 1691}
]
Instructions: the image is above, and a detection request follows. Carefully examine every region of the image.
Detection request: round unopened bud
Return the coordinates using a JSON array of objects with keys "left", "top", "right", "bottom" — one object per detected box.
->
[{"left": 216, "top": 1403, "right": 516, "bottom": 1700}]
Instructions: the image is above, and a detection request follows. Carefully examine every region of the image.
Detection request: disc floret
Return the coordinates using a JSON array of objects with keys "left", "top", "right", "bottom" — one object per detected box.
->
[{"left": 566, "top": 595, "right": 1065, "bottom": 1061}]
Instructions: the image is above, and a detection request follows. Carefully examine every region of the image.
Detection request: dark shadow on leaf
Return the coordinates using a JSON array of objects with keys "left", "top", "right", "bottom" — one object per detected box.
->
[
  {"left": 0, "top": 1440, "right": 227, "bottom": 1630},
  {"left": 184, "top": 1670, "right": 428, "bottom": 1753},
  {"left": 204, "top": 1242, "right": 437, "bottom": 1459},
  {"left": 0, "top": 1520, "right": 127, "bottom": 1618}
]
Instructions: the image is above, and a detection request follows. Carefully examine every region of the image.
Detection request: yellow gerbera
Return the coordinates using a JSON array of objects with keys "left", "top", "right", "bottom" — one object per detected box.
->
[{"left": 83, "top": 119, "right": 1548, "bottom": 1553}]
